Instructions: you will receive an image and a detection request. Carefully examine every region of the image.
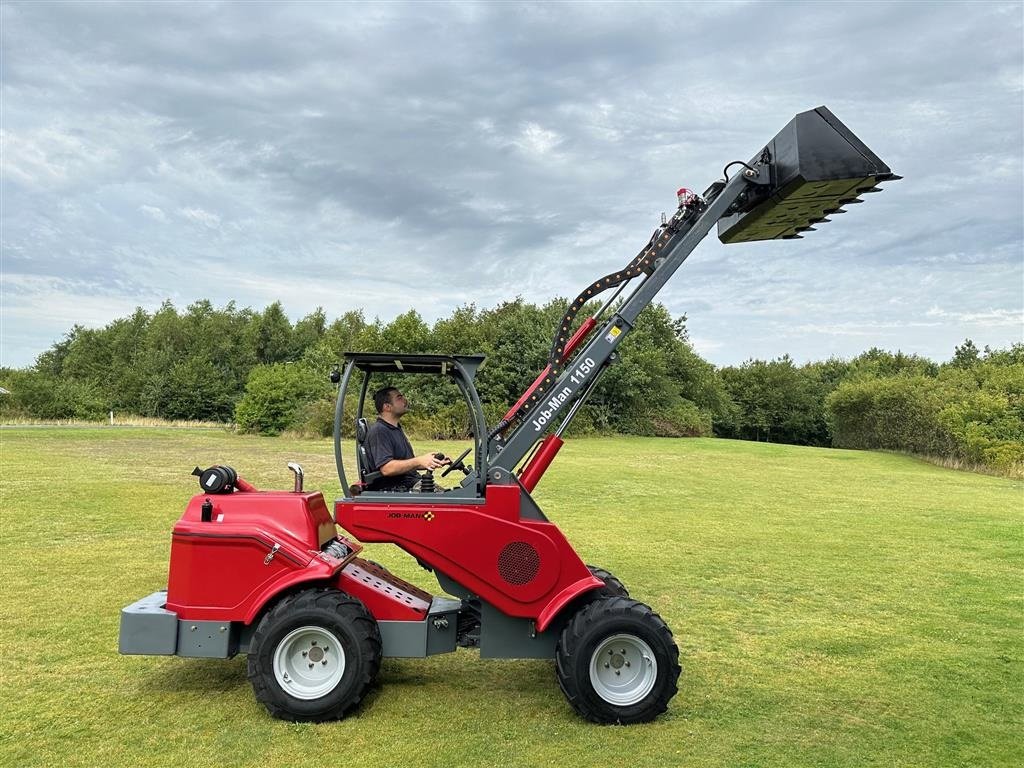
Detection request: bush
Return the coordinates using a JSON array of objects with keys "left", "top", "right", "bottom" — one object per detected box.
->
[
  {"left": 937, "top": 364, "right": 1024, "bottom": 472},
  {"left": 826, "top": 375, "right": 956, "bottom": 456},
  {"left": 826, "top": 361, "right": 1024, "bottom": 475},
  {"left": 402, "top": 402, "right": 474, "bottom": 440},
  {"left": 0, "top": 370, "right": 107, "bottom": 421},
  {"left": 651, "top": 400, "right": 712, "bottom": 437},
  {"left": 235, "top": 364, "right": 328, "bottom": 435},
  {"left": 291, "top": 397, "right": 338, "bottom": 438}
]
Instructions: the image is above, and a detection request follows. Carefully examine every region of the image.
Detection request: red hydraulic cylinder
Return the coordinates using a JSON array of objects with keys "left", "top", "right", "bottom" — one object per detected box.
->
[
  {"left": 519, "top": 434, "right": 564, "bottom": 492},
  {"left": 503, "top": 365, "right": 551, "bottom": 422},
  {"left": 561, "top": 317, "right": 597, "bottom": 360},
  {"left": 502, "top": 317, "right": 598, "bottom": 422}
]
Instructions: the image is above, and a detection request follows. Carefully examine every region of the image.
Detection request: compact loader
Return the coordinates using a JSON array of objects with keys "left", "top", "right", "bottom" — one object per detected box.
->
[{"left": 120, "top": 107, "right": 898, "bottom": 724}]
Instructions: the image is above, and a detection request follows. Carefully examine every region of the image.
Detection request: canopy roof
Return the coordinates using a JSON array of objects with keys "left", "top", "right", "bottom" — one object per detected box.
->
[{"left": 343, "top": 352, "right": 485, "bottom": 379}]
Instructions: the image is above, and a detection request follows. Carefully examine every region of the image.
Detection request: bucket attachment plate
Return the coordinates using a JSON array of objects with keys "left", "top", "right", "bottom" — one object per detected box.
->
[{"left": 718, "top": 106, "right": 899, "bottom": 243}]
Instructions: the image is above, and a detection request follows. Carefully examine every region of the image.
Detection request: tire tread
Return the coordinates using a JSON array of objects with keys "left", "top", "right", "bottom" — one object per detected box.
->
[
  {"left": 247, "top": 587, "right": 381, "bottom": 722},
  {"left": 555, "top": 596, "right": 680, "bottom": 725}
]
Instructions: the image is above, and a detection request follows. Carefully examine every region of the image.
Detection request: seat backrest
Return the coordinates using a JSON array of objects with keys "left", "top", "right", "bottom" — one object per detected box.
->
[{"left": 354, "top": 417, "right": 381, "bottom": 484}]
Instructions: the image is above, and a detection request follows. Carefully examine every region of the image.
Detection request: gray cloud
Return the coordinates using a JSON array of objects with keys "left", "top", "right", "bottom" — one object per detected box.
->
[{"left": 2, "top": 0, "right": 1021, "bottom": 368}]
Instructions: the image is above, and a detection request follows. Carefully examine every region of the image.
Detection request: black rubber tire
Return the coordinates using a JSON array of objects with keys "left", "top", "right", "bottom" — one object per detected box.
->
[
  {"left": 247, "top": 588, "right": 381, "bottom": 722},
  {"left": 586, "top": 564, "right": 629, "bottom": 598},
  {"left": 555, "top": 596, "right": 680, "bottom": 725}
]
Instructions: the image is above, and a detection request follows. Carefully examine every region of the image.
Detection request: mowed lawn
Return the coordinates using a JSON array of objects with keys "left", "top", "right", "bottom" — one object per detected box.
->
[{"left": 0, "top": 428, "right": 1020, "bottom": 768}]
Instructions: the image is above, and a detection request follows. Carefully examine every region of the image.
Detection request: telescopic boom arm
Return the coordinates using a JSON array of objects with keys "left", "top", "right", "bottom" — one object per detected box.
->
[
  {"left": 486, "top": 169, "right": 755, "bottom": 477},
  {"left": 486, "top": 106, "right": 899, "bottom": 486}
]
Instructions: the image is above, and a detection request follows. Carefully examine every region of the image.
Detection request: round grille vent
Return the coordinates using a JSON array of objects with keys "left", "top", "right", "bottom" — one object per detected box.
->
[{"left": 497, "top": 541, "right": 540, "bottom": 585}]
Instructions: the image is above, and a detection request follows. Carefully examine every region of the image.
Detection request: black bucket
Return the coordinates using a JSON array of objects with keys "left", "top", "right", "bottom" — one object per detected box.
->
[{"left": 717, "top": 106, "right": 899, "bottom": 243}]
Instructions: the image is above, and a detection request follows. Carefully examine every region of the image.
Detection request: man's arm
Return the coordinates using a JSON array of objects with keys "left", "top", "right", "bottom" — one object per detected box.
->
[{"left": 380, "top": 453, "right": 448, "bottom": 476}]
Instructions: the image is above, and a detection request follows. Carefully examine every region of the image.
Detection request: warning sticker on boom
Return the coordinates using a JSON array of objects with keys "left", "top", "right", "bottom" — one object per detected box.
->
[{"left": 605, "top": 326, "right": 622, "bottom": 343}]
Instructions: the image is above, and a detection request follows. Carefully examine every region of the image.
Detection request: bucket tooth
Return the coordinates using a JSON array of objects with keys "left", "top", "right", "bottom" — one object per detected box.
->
[
  {"left": 859, "top": 187, "right": 883, "bottom": 193},
  {"left": 782, "top": 234, "right": 804, "bottom": 239},
  {"left": 840, "top": 198, "right": 864, "bottom": 204}
]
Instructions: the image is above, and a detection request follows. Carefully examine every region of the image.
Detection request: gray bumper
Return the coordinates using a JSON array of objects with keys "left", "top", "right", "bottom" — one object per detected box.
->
[
  {"left": 119, "top": 593, "right": 239, "bottom": 659},
  {"left": 119, "top": 591, "right": 178, "bottom": 655},
  {"left": 120, "top": 591, "right": 240, "bottom": 658}
]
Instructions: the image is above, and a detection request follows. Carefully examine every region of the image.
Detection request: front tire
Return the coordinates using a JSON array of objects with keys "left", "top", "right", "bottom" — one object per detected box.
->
[
  {"left": 247, "top": 588, "right": 381, "bottom": 722},
  {"left": 586, "top": 564, "right": 629, "bottom": 598},
  {"left": 555, "top": 597, "right": 680, "bottom": 724}
]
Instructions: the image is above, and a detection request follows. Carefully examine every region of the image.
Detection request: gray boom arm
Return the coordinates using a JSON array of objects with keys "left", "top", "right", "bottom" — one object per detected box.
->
[{"left": 487, "top": 169, "right": 757, "bottom": 476}]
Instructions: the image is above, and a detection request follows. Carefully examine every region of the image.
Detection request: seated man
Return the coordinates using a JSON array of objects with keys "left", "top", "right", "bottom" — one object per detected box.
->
[{"left": 365, "top": 386, "right": 448, "bottom": 491}]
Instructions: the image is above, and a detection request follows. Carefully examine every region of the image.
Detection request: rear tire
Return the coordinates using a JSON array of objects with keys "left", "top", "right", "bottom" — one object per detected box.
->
[
  {"left": 247, "top": 588, "right": 381, "bottom": 722},
  {"left": 555, "top": 596, "right": 679, "bottom": 724}
]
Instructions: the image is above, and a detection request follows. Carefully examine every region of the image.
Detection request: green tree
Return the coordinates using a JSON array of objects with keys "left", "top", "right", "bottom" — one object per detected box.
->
[
  {"left": 292, "top": 308, "right": 327, "bottom": 359},
  {"left": 951, "top": 338, "right": 981, "bottom": 368},
  {"left": 246, "top": 302, "right": 293, "bottom": 365},
  {"left": 848, "top": 347, "right": 938, "bottom": 379},
  {"left": 163, "top": 357, "right": 237, "bottom": 421},
  {"left": 432, "top": 304, "right": 486, "bottom": 355},
  {"left": 301, "top": 310, "right": 370, "bottom": 373},
  {"left": 717, "top": 356, "right": 822, "bottom": 443},
  {"left": 138, "top": 302, "right": 188, "bottom": 417},
  {"left": 982, "top": 343, "right": 1024, "bottom": 366},
  {"left": 382, "top": 310, "right": 431, "bottom": 353}
]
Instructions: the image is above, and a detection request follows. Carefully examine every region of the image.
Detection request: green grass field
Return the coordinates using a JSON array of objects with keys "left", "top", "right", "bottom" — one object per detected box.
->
[{"left": 1, "top": 428, "right": 1020, "bottom": 768}]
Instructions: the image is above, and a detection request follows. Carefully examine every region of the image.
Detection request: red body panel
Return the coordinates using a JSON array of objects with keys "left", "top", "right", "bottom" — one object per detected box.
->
[
  {"left": 335, "top": 484, "right": 601, "bottom": 630},
  {"left": 164, "top": 488, "right": 442, "bottom": 626},
  {"left": 166, "top": 491, "right": 351, "bottom": 622},
  {"left": 164, "top": 481, "right": 600, "bottom": 632},
  {"left": 335, "top": 558, "right": 432, "bottom": 621}
]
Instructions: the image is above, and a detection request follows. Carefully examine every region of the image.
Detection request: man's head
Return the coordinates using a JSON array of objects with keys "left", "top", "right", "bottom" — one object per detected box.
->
[{"left": 373, "top": 386, "right": 408, "bottom": 419}]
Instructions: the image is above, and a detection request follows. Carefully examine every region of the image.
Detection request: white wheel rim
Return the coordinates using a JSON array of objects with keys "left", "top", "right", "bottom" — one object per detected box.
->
[
  {"left": 272, "top": 626, "right": 346, "bottom": 700},
  {"left": 588, "top": 633, "right": 658, "bottom": 706}
]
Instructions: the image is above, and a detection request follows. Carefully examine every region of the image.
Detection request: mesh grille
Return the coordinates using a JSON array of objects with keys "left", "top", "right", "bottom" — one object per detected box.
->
[{"left": 497, "top": 541, "right": 540, "bottom": 585}]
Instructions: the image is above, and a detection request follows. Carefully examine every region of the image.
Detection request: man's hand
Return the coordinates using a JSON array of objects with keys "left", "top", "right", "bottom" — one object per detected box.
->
[
  {"left": 416, "top": 453, "right": 450, "bottom": 471},
  {"left": 380, "top": 453, "right": 452, "bottom": 477}
]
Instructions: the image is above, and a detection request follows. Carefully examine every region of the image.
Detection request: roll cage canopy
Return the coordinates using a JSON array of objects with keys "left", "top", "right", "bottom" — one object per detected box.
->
[
  {"left": 334, "top": 353, "right": 489, "bottom": 499},
  {"left": 343, "top": 353, "right": 486, "bottom": 379}
]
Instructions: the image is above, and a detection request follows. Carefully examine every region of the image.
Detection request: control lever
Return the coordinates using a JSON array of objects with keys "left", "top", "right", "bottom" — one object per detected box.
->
[{"left": 418, "top": 453, "right": 451, "bottom": 493}]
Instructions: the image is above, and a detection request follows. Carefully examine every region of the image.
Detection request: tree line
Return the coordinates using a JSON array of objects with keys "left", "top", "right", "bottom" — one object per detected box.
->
[{"left": 1, "top": 300, "right": 1020, "bottom": 475}]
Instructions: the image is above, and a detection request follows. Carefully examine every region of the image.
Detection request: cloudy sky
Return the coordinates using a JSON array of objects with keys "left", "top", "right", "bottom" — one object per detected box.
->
[{"left": 2, "top": 0, "right": 1022, "bottom": 369}]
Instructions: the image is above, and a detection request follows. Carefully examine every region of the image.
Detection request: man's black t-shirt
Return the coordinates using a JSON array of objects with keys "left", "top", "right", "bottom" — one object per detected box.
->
[{"left": 365, "top": 417, "right": 419, "bottom": 491}]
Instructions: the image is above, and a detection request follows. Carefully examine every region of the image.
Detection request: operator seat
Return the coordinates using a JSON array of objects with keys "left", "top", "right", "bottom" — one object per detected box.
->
[{"left": 355, "top": 418, "right": 383, "bottom": 488}]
